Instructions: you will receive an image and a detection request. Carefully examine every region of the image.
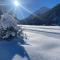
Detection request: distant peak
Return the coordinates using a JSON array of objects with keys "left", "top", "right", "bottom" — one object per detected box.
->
[
  {"left": 54, "top": 3, "right": 60, "bottom": 8},
  {"left": 39, "top": 7, "right": 49, "bottom": 9},
  {"left": 35, "top": 7, "right": 50, "bottom": 14}
]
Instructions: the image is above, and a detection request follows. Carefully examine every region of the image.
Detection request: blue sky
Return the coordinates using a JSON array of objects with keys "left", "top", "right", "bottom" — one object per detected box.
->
[
  {"left": 0, "top": 0, "right": 60, "bottom": 19},
  {"left": 15, "top": 0, "right": 60, "bottom": 20}
]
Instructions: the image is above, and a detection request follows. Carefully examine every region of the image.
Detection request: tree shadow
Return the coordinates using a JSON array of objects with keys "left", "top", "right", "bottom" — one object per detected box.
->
[{"left": 0, "top": 37, "right": 30, "bottom": 60}]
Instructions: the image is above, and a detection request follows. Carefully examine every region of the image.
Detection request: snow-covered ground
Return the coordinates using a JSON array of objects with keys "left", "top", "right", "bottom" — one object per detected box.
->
[
  {"left": 22, "top": 25, "right": 60, "bottom": 60},
  {"left": 0, "top": 25, "right": 60, "bottom": 60}
]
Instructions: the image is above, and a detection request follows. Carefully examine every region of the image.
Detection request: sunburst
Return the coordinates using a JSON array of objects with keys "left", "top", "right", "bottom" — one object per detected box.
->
[
  {"left": 0, "top": 0, "right": 38, "bottom": 19},
  {"left": 13, "top": 0, "right": 20, "bottom": 7}
]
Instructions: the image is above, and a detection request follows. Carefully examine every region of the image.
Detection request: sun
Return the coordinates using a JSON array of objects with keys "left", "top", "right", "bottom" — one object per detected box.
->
[{"left": 13, "top": 0, "right": 20, "bottom": 7}]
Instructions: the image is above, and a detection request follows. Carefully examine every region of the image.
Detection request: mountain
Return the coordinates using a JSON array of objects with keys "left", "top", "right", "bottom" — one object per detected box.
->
[
  {"left": 26, "top": 7, "right": 50, "bottom": 20},
  {"left": 20, "top": 4, "right": 60, "bottom": 25},
  {"left": 20, "top": 7, "right": 50, "bottom": 25},
  {"left": 35, "top": 7, "right": 50, "bottom": 15},
  {"left": 41, "top": 4, "right": 60, "bottom": 25}
]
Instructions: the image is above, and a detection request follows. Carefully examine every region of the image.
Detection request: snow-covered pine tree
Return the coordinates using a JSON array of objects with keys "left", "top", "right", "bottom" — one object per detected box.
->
[
  {"left": 0, "top": 3, "right": 25, "bottom": 42},
  {"left": 0, "top": 13, "right": 23, "bottom": 41}
]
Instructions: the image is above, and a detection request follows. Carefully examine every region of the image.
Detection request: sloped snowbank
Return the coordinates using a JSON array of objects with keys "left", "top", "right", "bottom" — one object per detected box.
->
[{"left": 21, "top": 25, "right": 60, "bottom": 34}]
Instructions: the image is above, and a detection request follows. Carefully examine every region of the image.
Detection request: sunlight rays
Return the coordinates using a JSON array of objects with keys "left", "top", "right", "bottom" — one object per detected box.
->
[
  {"left": 19, "top": 4, "right": 40, "bottom": 18},
  {"left": 13, "top": 0, "right": 20, "bottom": 7},
  {"left": 0, "top": 0, "right": 39, "bottom": 19}
]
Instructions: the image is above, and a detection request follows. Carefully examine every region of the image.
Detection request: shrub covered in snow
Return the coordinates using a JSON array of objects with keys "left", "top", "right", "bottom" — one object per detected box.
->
[{"left": 0, "top": 13, "right": 23, "bottom": 40}]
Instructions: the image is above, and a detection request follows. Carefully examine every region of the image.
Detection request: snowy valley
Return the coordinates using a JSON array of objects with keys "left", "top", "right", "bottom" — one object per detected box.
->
[
  {"left": 0, "top": 1, "right": 60, "bottom": 60},
  {"left": 0, "top": 25, "right": 60, "bottom": 60}
]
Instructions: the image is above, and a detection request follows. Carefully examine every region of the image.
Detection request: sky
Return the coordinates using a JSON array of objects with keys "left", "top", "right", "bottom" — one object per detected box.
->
[
  {"left": 16, "top": 0, "right": 60, "bottom": 20},
  {"left": 0, "top": 0, "right": 60, "bottom": 20}
]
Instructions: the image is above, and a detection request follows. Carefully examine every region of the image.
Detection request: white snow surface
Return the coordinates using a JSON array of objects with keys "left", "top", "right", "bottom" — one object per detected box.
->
[{"left": 0, "top": 25, "right": 60, "bottom": 60}]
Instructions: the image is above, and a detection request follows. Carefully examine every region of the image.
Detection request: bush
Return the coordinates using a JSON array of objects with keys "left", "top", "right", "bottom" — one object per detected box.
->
[{"left": 0, "top": 26, "right": 23, "bottom": 41}]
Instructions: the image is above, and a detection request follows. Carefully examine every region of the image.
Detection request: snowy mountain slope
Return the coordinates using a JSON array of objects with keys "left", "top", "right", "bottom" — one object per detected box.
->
[
  {"left": 0, "top": 25, "right": 60, "bottom": 60},
  {"left": 21, "top": 25, "right": 60, "bottom": 34},
  {"left": 23, "top": 31, "right": 60, "bottom": 60},
  {"left": 22, "top": 25, "right": 60, "bottom": 60}
]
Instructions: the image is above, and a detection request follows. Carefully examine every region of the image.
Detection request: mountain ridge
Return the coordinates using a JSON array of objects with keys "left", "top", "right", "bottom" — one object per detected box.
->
[{"left": 20, "top": 3, "right": 60, "bottom": 25}]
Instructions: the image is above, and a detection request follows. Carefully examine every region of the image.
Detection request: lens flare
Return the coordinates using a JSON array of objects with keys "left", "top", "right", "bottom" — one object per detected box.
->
[{"left": 14, "top": 0, "right": 19, "bottom": 7}]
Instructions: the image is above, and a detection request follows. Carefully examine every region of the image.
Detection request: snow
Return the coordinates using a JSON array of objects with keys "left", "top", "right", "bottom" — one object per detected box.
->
[
  {"left": 0, "top": 13, "right": 22, "bottom": 39},
  {"left": 0, "top": 25, "right": 60, "bottom": 60},
  {"left": 22, "top": 25, "right": 60, "bottom": 60},
  {"left": 0, "top": 13, "right": 18, "bottom": 30},
  {"left": 21, "top": 25, "right": 60, "bottom": 33}
]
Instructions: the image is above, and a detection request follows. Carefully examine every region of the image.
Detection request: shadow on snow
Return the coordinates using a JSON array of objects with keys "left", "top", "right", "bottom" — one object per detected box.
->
[{"left": 0, "top": 37, "right": 30, "bottom": 60}]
